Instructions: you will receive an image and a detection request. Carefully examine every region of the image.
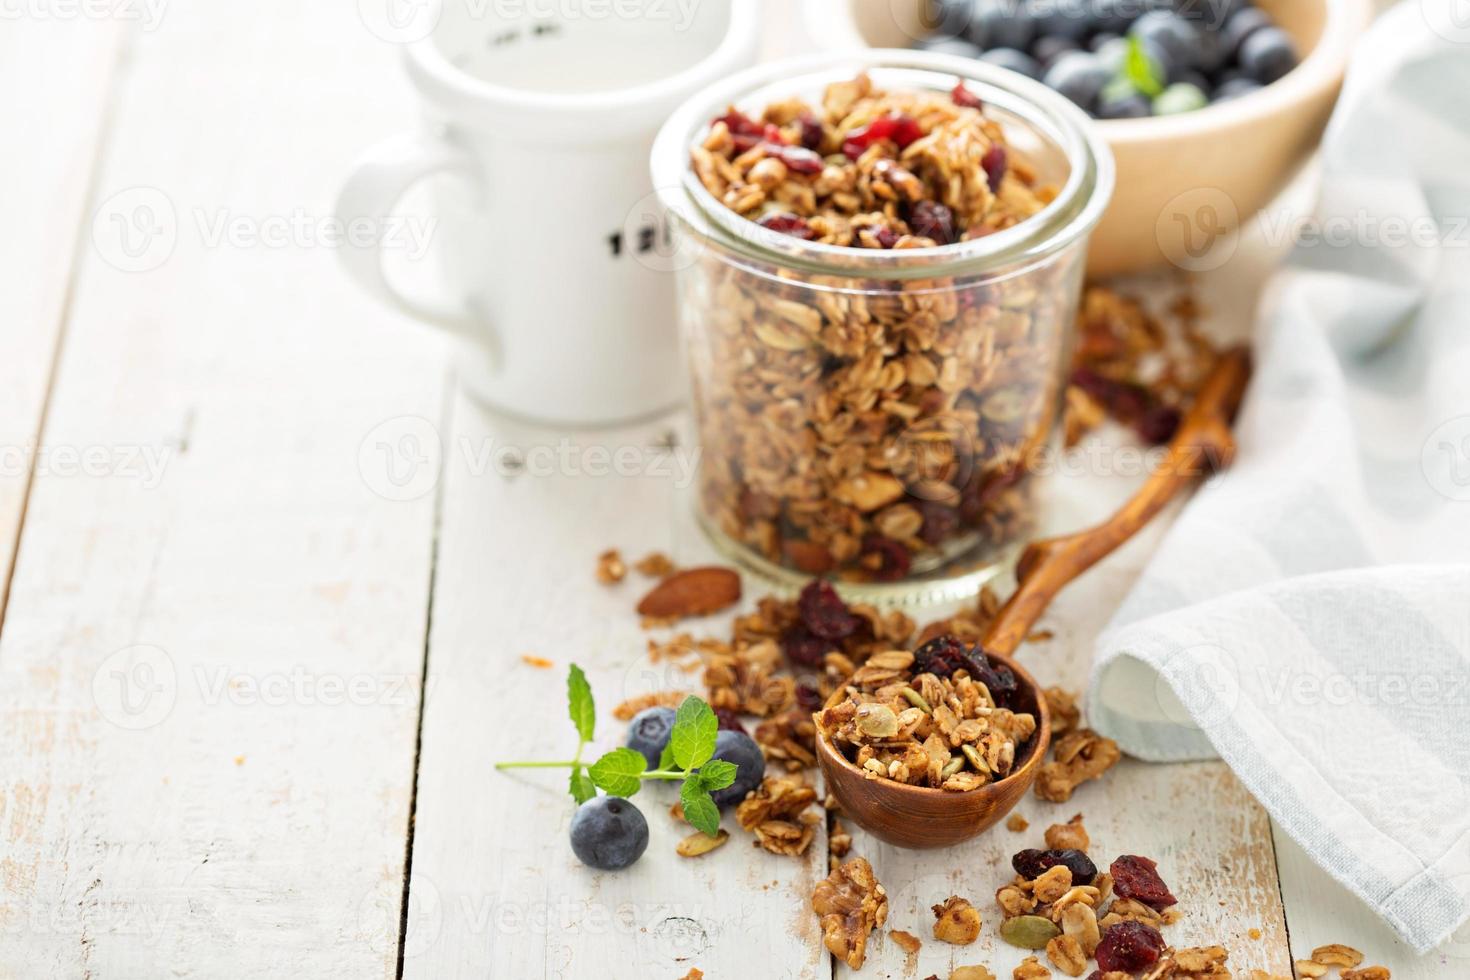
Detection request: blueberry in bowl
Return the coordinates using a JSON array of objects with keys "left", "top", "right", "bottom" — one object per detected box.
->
[{"left": 813, "top": 0, "right": 1372, "bottom": 274}]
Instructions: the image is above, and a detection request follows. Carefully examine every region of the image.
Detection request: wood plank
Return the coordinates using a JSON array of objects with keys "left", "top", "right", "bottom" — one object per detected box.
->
[
  {"left": 0, "top": 19, "right": 124, "bottom": 616},
  {"left": 404, "top": 398, "right": 830, "bottom": 979},
  {"left": 1274, "top": 828, "right": 1457, "bottom": 979},
  {"left": 0, "top": 4, "right": 444, "bottom": 976}
]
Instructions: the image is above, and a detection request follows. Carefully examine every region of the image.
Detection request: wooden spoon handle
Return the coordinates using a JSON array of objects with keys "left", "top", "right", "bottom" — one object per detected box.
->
[{"left": 983, "top": 345, "right": 1252, "bottom": 657}]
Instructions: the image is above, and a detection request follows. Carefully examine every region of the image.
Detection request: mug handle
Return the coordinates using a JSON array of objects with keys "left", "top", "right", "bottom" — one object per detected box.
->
[{"left": 335, "top": 131, "right": 489, "bottom": 348}]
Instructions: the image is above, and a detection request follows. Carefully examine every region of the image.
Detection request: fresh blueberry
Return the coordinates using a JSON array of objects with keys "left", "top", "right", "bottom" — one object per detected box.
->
[
  {"left": 624, "top": 706, "right": 677, "bottom": 768},
  {"left": 969, "top": 0, "right": 1037, "bottom": 51},
  {"left": 1222, "top": 6, "right": 1272, "bottom": 58},
  {"left": 1238, "top": 26, "right": 1297, "bottom": 83},
  {"left": 1026, "top": 0, "right": 1093, "bottom": 41},
  {"left": 923, "top": 0, "right": 973, "bottom": 38},
  {"left": 1132, "top": 10, "right": 1202, "bottom": 70},
  {"left": 1152, "top": 81, "right": 1209, "bottom": 115},
  {"left": 978, "top": 46, "right": 1043, "bottom": 80},
  {"left": 1088, "top": 31, "right": 1120, "bottom": 51},
  {"left": 1092, "top": 35, "right": 1130, "bottom": 74},
  {"left": 918, "top": 34, "right": 986, "bottom": 57},
  {"left": 1043, "top": 50, "right": 1113, "bottom": 111},
  {"left": 1191, "top": 20, "right": 1230, "bottom": 74},
  {"left": 1173, "top": 68, "right": 1212, "bottom": 94},
  {"left": 1032, "top": 34, "right": 1080, "bottom": 68},
  {"left": 702, "top": 730, "right": 766, "bottom": 808},
  {"left": 1212, "top": 76, "right": 1263, "bottom": 100},
  {"left": 1097, "top": 78, "right": 1153, "bottom": 118},
  {"left": 569, "top": 796, "right": 649, "bottom": 871}
]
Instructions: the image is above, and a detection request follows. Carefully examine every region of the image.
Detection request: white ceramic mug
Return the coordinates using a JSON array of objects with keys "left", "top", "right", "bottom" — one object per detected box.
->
[{"left": 337, "top": 0, "right": 760, "bottom": 425}]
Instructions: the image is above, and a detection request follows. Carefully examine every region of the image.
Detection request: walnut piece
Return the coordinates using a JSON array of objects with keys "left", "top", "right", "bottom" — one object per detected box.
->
[
  {"left": 1035, "top": 729, "right": 1121, "bottom": 802},
  {"left": 931, "top": 895, "right": 982, "bottom": 945},
  {"left": 1006, "top": 813, "right": 1030, "bottom": 833},
  {"left": 890, "top": 929, "right": 922, "bottom": 954},
  {"left": 812, "top": 857, "right": 889, "bottom": 970}
]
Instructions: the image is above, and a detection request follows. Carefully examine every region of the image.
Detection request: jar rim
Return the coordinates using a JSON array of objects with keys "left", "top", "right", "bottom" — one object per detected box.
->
[{"left": 651, "top": 49, "right": 1115, "bottom": 280}]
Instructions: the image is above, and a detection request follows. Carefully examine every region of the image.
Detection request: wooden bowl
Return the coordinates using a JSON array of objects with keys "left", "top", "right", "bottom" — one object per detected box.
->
[
  {"left": 814, "top": 649, "right": 1051, "bottom": 849},
  {"left": 803, "top": 0, "right": 1373, "bottom": 276}
]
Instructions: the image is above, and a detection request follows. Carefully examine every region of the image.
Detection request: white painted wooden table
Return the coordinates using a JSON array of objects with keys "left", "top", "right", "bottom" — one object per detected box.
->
[{"left": 0, "top": 3, "right": 1457, "bottom": 978}]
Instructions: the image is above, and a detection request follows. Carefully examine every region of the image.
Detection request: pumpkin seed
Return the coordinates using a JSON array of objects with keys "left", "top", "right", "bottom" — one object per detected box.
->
[
  {"left": 940, "top": 755, "right": 966, "bottom": 778},
  {"left": 961, "top": 743, "right": 989, "bottom": 773},
  {"left": 675, "top": 828, "right": 730, "bottom": 858},
  {"left": 900, "top": 687, "right": 931, "bottom": 713},
  {"left": 999, "top": 914, "right": 1061, "bottom": 950},
  {"left": 855, "top": 703, "right": 899, "bottom": 739}
]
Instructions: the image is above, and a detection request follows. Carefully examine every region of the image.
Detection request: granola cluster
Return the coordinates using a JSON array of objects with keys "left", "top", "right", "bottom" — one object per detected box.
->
[
  {"left": 683, "top": 72, "right": 1079, "bottom": 582},
  {"left": 816, "top": 640, "right": 1038, "bottom": 792},
  {"left": 734, "top": 774, "right": 821, "bottom": 857}
]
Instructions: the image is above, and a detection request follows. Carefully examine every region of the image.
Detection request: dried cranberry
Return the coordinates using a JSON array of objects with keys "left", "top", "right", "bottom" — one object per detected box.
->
[
  {"left": 977, "top": 656, "right": 1019, "bottom": 706},
  {"left": 981, "top": 143, "right": 1008, "bottom": 192},
  {"left": 951, "top": 81, "right": 984, "bottom": 109},
  {"left": 757, "top": 212, "right": 818, "bottom": 241},
  {"left": 1110, "top": 855, "right": 1177, "bottom": 911},
  {"left": 908, "top": 200, "right": 955, "bottom": 245},
  {"left": 781, "top": 624, "right": 829, "bottom": 668},
  {"left": 1011, "top": 848, "right": 1097, "bottom": 884},
  {"left": 841, "top": 114, "right": 923, "bottom": 159},
  {"left": 713, "top": 708, "right": 747, "bottom": 735},
  {"left": 772, "top": 144, "right": 824, "bottom": 174},
  {"left": 1071, "top": 368, "right": 1153, "bottom": 423},
  {"left": 796, "top": 580, "right": 859, "bottom": 641},
  {"left": 1134, "top": 403, "right": 1181, "bottom": 445},
  {"left": 1094, "top": 920, "right": 1165, "bottom": 973},
  {"left": 797, "top": 111, "right": 825, "bottom": 151},
  {"left": 795, "top": 682, "right": 824, "bottom": 711},
  {"left": 859, "top": 534, "right": 911, "bottom": 581},
  {"left": 913, "top": 635, "right": 969, "bottom": 677},
  {"left": 916, "top": 501, "right": 960, "bottom": 546},
  {"left": 871, "top": 227, "right": 900, "bottom": 249},
  {"left": 715, "top": 108, "right": 762, "bottom": 137}
]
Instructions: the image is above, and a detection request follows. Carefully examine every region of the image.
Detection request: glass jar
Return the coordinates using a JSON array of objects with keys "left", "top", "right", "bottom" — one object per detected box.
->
[{"left": 651, "top": 52, "right": 1113, "bottom": 605}]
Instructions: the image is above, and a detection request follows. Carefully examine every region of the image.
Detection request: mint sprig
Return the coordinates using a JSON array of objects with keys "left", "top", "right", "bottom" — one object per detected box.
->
[
  {"left": 495, "top": 667, "right": 737, "bottom": 837},
  {"left": 1124, "top": 36, "right": 1165, "bottom": 98}
]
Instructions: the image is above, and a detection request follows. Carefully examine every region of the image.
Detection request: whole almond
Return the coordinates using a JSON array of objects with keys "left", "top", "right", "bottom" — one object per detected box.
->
[{"left": 635, "top": 566, "right": 741, "bottom": 619}]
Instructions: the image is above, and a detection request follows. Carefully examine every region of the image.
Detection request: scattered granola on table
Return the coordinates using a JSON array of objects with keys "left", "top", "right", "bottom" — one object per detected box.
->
[
  {"left": 891, "top": 929, "right": 923, "bottom": 955},
  {"left": 1065, "top": 284, "right": 1220, "bottom": 448},
  {"left": 932, "top": 895, "right": 983, "bottom": 945},
  {"left": 813, "top": 856, "right": 889, "bottom": 970},
  {"left": 1007, "top": 813, "right": 1031, "bottom": 833},
  {"left": 817, "top": 634, "right": 1037, "bottom": 791},
  {"left": 734, "top": 774, "right": 821, "bottom": 857},
  {"left": 1014, "top": 955, "right": 1052, "bottom": 979},
  {"left": 685, "top": 71, "right": 1079, "bottom": 583},
  {"left": 633, "top": 551, "right": 677, "bottom": 579},
  {"left": 595, "top": 548, "right": 626, "bottom": 584}
]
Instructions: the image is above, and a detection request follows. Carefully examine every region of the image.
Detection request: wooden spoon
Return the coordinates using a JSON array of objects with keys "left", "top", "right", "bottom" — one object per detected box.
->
[{"left": 815, "top": 346, "right": 1251, "bottom": 848}]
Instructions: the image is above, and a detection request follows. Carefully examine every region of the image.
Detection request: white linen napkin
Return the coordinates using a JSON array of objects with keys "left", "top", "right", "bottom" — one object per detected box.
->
[{"left": 1087, "top": 0, "right": 1470, "bottom": 954}]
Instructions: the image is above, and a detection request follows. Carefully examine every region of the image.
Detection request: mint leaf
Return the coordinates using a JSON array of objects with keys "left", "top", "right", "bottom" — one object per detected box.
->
[
  {"left": 588, "top": 747, "right": 646, "bottom": 797},
  {"left": 567, "top": 664, "right": 595, "bottom": 743},
  {"left": 1125, "top": 36, "right": 1164, "bottom": 98},
  {"left": 697, "top": 758, "right": 738, "bottom": 791},
  {"left": 680, "top": 780, "right": 721, "bottom": 837},
  {"left": 670, "top": 696, "right": 718, "bottom": 770},
  {"left": 657, "top": 741, "right": 677, "bottom": 772},
  {"left": 569, "top": 768, "right": 597, "bottom": 804}
]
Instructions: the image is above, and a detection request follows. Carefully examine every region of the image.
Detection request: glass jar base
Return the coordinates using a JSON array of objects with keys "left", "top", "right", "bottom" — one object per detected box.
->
[{"left": 695, "top": 508, "right": 1021, "bottom": 610}]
